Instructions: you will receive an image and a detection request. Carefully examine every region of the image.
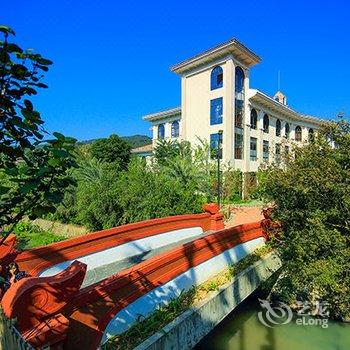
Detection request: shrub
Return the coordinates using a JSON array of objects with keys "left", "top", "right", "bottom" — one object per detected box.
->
[
  {"left": 261, "top": 120, "right": 350, "bottom": 320},
  {"left": 13, "top": 222, "right": 65, "bottom": 249},
  {"left": 90, "top": 134, "right": 131, "bottom": 169}
]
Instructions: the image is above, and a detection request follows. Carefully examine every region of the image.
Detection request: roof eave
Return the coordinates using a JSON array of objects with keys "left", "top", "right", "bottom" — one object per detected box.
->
[
  {"left": 143, "top": 107, "right": 181, "bottom": 122},
  {"left": 249, "top": 90, "right": 327, "bottom": 126},
  {"left": 171, "top": 39, "right": 261, "bottom": 75}
]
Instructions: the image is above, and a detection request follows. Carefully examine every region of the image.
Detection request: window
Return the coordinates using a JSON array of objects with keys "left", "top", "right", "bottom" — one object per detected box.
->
[
  {"left": 234, "top": 131, "right": 244, "bottom": 159},
  {"left": 263, "top": 140, "right": 269, "bottom": 162},
  {"left": 250, "top": 137, "right": 257, "bottom": 161},
  {"left": 235, "top": 67, "right": 245, "bottom": 129},
  {"left": 171, "top": 121, "right": 179, "bottom": 138},
  {"left": 210, "top": 98, "right": 223, "bottom": 125},
  {"left": 250, "top": 109, "right": 257, "bottom": 129},
  {"left": 275, "top": 143, "right": 281, "bottom": 163},
  {"left": 309, "top": 128, "right": 314, "bottom": 142},
  {"left": 276, "top": 119, "right": 281, "bottom": 137},
  {"left": 295, "top": 126, "right": 302, "bottom": 141},
  {"left": 211, "top": 66, "right": 223, "bottom": 90},
  {"left": 235, "top": 66, "right": 245, "bottom": 94},
  {"left": 210, "top": 133, "right": 223, "bottom": 159},
  {"left": 157, "top": 124, "right": 165, "bottom": 139},
  {"left": 235, "top": 99, "right": 244, "bottom": 128},
  {"left": 285, "top": 122, "right": 290, "bottom": 138},
  {"left": 263, "top": 114, "right": 269, "bottom": 133}
]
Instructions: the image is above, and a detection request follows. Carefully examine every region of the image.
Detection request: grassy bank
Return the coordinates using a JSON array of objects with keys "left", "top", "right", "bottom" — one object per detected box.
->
[
  {"left": 103, "top": 244, "right": 273, "bottom": 350},
  {"left": 13, "top": 222, "right": 66, "bottom": 249}
]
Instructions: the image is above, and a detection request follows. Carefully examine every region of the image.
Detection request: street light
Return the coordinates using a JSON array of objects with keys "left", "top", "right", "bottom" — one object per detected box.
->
[{"left": 217, "top": 130, "right": 223, "bottom": 208}]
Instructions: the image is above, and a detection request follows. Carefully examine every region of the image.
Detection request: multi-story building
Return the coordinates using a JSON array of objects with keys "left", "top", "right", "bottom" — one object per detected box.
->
[{"left": 143, "top": 38, "right": 326, "bottom": 172}]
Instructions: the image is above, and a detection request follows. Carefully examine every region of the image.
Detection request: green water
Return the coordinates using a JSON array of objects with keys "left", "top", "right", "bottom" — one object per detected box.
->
[{"left": 195, "top": 296, "right": 350, "bottom": 350}]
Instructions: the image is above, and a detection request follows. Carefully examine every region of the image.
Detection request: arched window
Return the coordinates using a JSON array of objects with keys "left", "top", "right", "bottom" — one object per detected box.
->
[
  {"left": 276, "top": 119, "right": 281, "bottom": 137},
  {"left": 210, "top": 66, "right": 223, "bottom": 90},
  {"left": 171, "top": 121, "right": 179, "bottom": 138},
  {"left": 157, "top": 124, "right": 165, "bottom": 139},
  {"left": 235, "top": 66, "right": 245, "bottom": 94},
  {"left": 235, "top": 67, "right": 245, "bottom": 128},
  {"left": 250, "top": 109, "right": 257, "bottom": 129},
  {"left": 295, "top": 126, "right": 302, "bottom": 141},
  {"left": 308, "top": 128, "right": 314, "bottom": 142},
  {"left": 263, "top": 114, "right": 269, "bottom": 133},
  {"left": 285, "top": 122, "right": 290, "bottom": 138}
]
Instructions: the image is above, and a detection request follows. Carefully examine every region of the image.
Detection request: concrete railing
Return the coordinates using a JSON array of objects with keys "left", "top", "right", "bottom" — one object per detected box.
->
[
  {"left": 0, "top": 309, "right": 34, "bottom": 350},
  {"left": 134, "top": 252, "right": 282, "bottom": 350}
]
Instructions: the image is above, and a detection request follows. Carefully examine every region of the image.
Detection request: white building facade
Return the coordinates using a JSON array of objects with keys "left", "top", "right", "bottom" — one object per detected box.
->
[{"left": 143, "top": 38, "right": 325, "bottom": 172}]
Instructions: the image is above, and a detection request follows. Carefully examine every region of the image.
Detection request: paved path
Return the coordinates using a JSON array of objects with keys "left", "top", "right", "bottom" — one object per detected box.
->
[
  {"left": 82, "top": 230, "right": 214, "bottom": 287},
  {"left": 81, "top": 205, "right": 263, "bottom": 288},
  {"left": 226, "top": 205, "right": 263, "bottom": 227}
]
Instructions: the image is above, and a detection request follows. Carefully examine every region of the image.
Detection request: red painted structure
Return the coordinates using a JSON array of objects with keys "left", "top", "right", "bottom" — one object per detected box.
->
[
  {"left": 16, "top": 206, "right": 224, "bottom": 276},
  {"left": 0, "top": 206, "right": 267, "bottom": 349},
  {"left": 0, "top": 233, "right": 19, "bottom": 268},
  {"left": 1, "top": 261, "right": 86, "bottom": 348},
  {"left": 64, "top": 221, "right": 264, "bottom": 349}
]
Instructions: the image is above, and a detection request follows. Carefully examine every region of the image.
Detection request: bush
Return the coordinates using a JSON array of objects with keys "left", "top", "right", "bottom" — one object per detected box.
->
[
  {"left": 90, "top": 134, "right": 131, "bottom": 169},
  {"left": 261, "top": 120, "right": 350, "bottom": 320},
  {"left": 13, "top": 222, "right": 65, "bottom": 249},
  {"left": 116, "top": 158, "right": 205, "bottom": 224},
  {"left": 222, "top": 168, "right": 242, "bottom": 202}
]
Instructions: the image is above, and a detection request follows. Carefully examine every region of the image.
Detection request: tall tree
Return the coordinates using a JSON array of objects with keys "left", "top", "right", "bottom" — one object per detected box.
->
[
  {"left": 0, "top": 25, "right": 77, "bottom": 243},
  {"left": 262, "top": 120, "right": 350, "bottom": 320},
  {"left": 90, "top": 134, "right": 131, "bottom": 168}
]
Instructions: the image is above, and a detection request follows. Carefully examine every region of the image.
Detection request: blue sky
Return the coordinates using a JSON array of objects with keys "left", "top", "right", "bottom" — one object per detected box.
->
[{"left": 3, "top": 0, "right": 350, "bottom": 140}]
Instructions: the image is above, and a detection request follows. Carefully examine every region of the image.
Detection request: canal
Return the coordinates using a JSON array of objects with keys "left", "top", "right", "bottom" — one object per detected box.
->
[{"left": 196, "top": 294, "right": 350, "bottom": 350}]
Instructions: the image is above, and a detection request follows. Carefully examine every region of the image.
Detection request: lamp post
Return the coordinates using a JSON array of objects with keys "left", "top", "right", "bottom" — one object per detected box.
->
[{"left": 217, "top": 130, "right": 223, "bottom": 208}]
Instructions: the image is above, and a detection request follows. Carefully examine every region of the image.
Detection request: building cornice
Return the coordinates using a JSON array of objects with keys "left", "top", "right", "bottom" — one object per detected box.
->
[
  {"left": 143, "top": 106, "right": 181, "bottom": 122},
  {"left": 171, "top": 38, "right": 261, "bottom": 75},
  {"left": 248, "top": 89, "right": 329, "bottom": 126}
]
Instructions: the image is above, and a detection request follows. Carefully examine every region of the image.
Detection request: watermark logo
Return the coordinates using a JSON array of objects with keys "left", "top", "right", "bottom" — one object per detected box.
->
[
  {"left": 258, "top": 299, "right": 293, "bottom": 327},
  {"left": 257, "top": 299, "right": 329, "bottom": 329}
]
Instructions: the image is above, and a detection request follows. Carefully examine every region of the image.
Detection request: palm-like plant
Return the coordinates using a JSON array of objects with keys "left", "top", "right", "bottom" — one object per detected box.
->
[{"left": 75, "top": 157, "right": 103, "bottom": 183}]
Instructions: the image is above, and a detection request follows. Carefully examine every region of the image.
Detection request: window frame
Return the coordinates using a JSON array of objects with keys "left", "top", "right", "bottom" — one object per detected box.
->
[
  {"left": 295, "top": 126, "right": 302, "bottom": 141},
  {"left": 235, "top": 66, "right": 245, "bottom": 94},
  {"left": 157, "top": 124, "right": 165, "bottom": 139},
  {"left": 285, "top": 122, "right": 290, "bottom": 139},
  {"left": 308, "top": 128, "right": 314, "bottom": 142},
  {"left": 210, "top": 97, "right": 223, "bottom": 125},
  {"left": 210, "top": 133, "right": 223, "bottom": 159},
  {"left": 234, "top": 131, "right": 244, "bottom": 160},
  {"left": 250, "top": 109, "right": 257, "bottom": 129},
  {"left": 171, "top": 120, "right": 179, "bottom": 138},
  {"left": 263, "top": 140, "right": 269, "bottom": 162},
  {"left": 275, "top": 143, "right": 281, "bottom": 163},
  {"left": 210, "top": 66, "right": 223, "bottom": 90},
  {"left": 250, "top": 137, "right": 257, "bottom": 161},
  {"left": 276, "top": 119, "right": 281, "bottom": 137},
  {"left": 263, "top": 114, "right": 269, "bottom": 133}
]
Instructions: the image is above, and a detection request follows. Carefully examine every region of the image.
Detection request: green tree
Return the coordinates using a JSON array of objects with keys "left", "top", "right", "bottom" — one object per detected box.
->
[
  {"left": 154, "top": 139, "right": 192, "bottom": 167},
  {"left": 116, "top": 157, "right": 205, "bottom": 225},
  {"left": 0, "top": 25, "right": 77, "bottom": 242},
  {"left": 262, "top": 120, "right": 350, "bottom": 320},
  {"left": 90, "top": 134, "right": 131, "bottom": 168}
]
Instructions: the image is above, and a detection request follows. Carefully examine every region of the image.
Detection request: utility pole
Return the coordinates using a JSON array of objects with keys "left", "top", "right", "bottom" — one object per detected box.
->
[{"left": 217, "top": 130, "right": 223, "bottom": 208}]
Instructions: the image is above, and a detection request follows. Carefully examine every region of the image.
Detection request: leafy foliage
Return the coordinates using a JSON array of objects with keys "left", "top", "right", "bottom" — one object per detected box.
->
[
  {"left": 103, "top": 245, "right": 272, "bottom": 349},
  {"left": 262, "top": 120, "right": 350, "bottom": 320},
  {"left": 0, "top": 25, "right": 76, "bottom": 239},
  {"left": 121, "top": 134, "right": 152, "bottom": 148},
  {"left": 90, "top": 134, "right": 131, "bottom": 168},
  {"left": 13, "top": 221, "right": 65, "bottom": 249}
]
